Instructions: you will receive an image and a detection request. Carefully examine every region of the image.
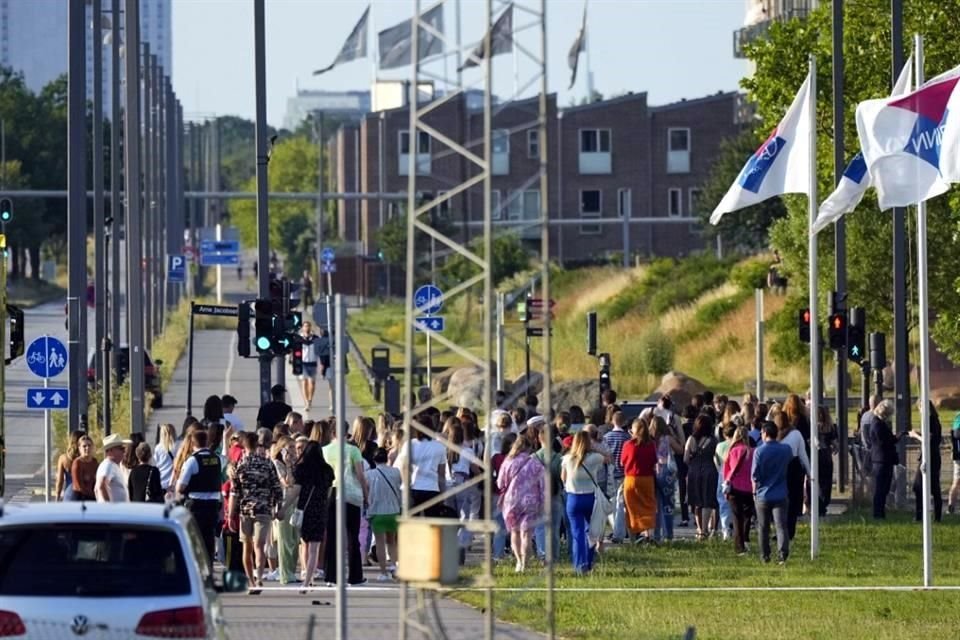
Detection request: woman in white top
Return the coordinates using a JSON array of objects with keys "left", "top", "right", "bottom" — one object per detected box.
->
[
  {"left": 443, "top": 417, "right": 482, "bottom": 563},
  {"left": 366, "top": 447, "right": 402, "bottom": 581},
  {"left": 560, "top": 431, "right": 605, "bottom": 575},
  {"left": 774, "top": 411, "right": 811, "bottom": 542},
  {"left": 393, "top": 417, "right": 447, "bottom": 517},
  {"left": 153, "top": 423, "right": 179, "bottom": 494}
]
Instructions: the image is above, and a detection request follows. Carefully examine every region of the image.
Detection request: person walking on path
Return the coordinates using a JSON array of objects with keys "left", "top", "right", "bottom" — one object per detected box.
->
[
  {"left": 561, "top": 432, "right": 604, "bottom": 575},
  {"left": 322, "top": 426, "right": 370, "bottom": 586},
  {"left": 869, "top": 400, "right": 900, "bottom": 519},
  {"left": 752, "top": 422, "right": 794, "bottom": 564},
  {"left": 652, "top": 415, "right": 682, "bottom": 542},
  {"left": 70, "top": 435, "right": 99, "bottom": 501},
  {"left": 272, "top": 436, "right": 301, "bottom": 584},
  {"left": 497, "top": 437, "right": 545, "bottom": 573},
  {"left": 908, "top": 401, "right": 944, "bottom": 522},
  {"left": 96, "top": 434, "right": 131, "bottom": 503},
  {"left": 815, "top": 406, "right": 838, "bottom": 517},
  {"left": 294, "top": 440, "right": 334, "bottom": 587},
  {"left": 229, "top": 432, "right": 283, "bottom": 589},
  {"left": 298, "top": 322, "right": 320, "bottom": 412},
  {"left": 365, "top": 447, "right": 402, "bottom": 581},
  {"left": 774, "top": 411, "right": 811, "bottom": 539},
  {"left": 55, "top": 431, "right": 82, "bottom": 501},
  {"left": 620, "top": 418, "right": 657, "bottom": 542},
  {"left": 258, "top": 384, "right": 293, "bottom": 430},
  {"left": 175, "top": 430, "right": 223, "bottom": 568},
  {"left": 602, "top": 411, "right": 630, "bottom": 543},
  {"left": 722, "top": 426, "right": 755, "bottom": 555},
  {"left": 128, "top": 443, "right": 164, "bottom": 503},
  {"left": 684, "top": 415, "right": 719, "bottom": 540},
  {"left": 154, "top": 424, "right": 178, "bottom": 496}
]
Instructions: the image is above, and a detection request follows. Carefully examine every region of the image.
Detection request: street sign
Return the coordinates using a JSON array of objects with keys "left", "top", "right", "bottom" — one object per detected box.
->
[
  {"left": 415, "top": 316, "right": 445, "bottom": 333},
  {"left": 414, "top": 284, "right": 444, "bottom": 315},
  {"left": 321, "top": 262, "right": 337, "bottom": 274},
  {"left": 526, "top": 326, "right": 553, "bottom": 338},
  {"left": 322, "top": 247, "right": 336, "bottom": 262},
  {"left": 167, "top": 255, "right": 186, "bottom": 283},
  {"left": 200, "top": 253, "right": 240, "bottom": 266},
  {"left": 184, "top": 245, "right": 196, "bottom": 259},
  {"left": 528, "top": 298, "right": 556, "bottom": 309},
  {"left": 26, "top": 336, "right": 68, "bottom": 379},
  {"left": 200, "top": 240, "right": 240, "bottom": 254},
  {"left": 26, "top": 387, "right": 69, "bottom": 410},
  {"left": 193, "top": 303, "right": 239, "bottom": 317}
]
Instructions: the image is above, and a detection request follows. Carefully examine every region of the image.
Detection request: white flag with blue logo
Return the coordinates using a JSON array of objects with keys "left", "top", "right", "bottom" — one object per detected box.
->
[
  {"left": 937, "top": 70, "right": 960, "bottom": 182},
  {"left": 855, "top": 64, "right": 959, "bottom": 210},
  {"left": 812, "top": 59, "right": 914, "bottom": 235},
  {"left": 710, "top": 73, "right": 813, "bottom": 225}
]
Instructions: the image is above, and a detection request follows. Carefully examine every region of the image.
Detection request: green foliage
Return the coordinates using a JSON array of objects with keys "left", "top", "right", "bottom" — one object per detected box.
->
[
  {"left": 730, "top": 256, "right": 775, "bottom": 292},
  {"left": 229, "top": 136, "right": 321, "bottom": 276},
  {"left": 745, "top": 1, "right": 960, "bottom": 363},
  {"left": 637, "top": 324, "right": 675, "bottom": 377},
  {"left": 375, "top": 212, "right": 408, "bottom": 265},
  {"left": 769, "top": 293, "right": 811, "bottom": 366},
  {"left": 439, "top": 232, "right": 531, "bottom": 289}
]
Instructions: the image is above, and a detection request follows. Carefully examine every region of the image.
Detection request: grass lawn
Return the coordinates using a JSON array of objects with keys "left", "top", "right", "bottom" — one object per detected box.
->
[{"left": 452, "top": 510, "right": 960, "bottom": 639}]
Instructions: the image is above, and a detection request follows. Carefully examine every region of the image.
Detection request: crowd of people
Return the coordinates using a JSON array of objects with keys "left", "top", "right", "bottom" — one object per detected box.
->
[{"left": 51, "top": 383, "right": 959, "bottom": 585}]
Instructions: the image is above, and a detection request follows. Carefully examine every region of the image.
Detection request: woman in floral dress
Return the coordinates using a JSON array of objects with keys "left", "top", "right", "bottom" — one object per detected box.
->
[{"left": 497, "top": 436, "right": 544, "bottom": 573}]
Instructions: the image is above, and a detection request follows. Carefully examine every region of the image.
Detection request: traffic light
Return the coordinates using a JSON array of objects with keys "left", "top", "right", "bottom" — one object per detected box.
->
[
  {"left": 291, "top": 343, "right": 303, "bottom": 376},
  {"left": 798, "top": 308, "right": 811, "bottom": 344},
  {"left": 828, "top": 311, "right": 847, "bottom": 350},
  {"left": 237, "top": 300, "right": 251, "bottom": 358},
  {"left": 5, "top": 304, "right": 23, "bottom": 364},
  {"left": 518, "top": 298, "right": 529, "bottom": 323},
  {"left": 598, "top": 352, "right": 612, "bottom": 396},
  {"left": 0, "top": 198, "right": 13, "bottom": 224},
  {"left": 848, "top": 307, "right": 866, "bottom": 363},
  {"left": 284, "top": 310, "right": 302, "bottom": 332},
  {"left": 870, "top": 332, "right": 887, "bottom": 370},
  {"left": 253, "top": 299, "right": 275, "bottom": 355},
  {"left": 586, "top": 311, "right": 597, "bottom": 355}
]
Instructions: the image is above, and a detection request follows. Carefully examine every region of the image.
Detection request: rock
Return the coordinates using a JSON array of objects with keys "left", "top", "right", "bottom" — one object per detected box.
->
[
  {"left": 445, "top": 365, "right": 495, "bottom": 411},
  {"left": 881, "top": 365, "right": 895, "bottom": 391},
  {"left": 645, "top": 371, "right": 707, "bottom": 410},
  {"left": 932, "top": 386, "right": 960, "bottom": 411},
  {"left": 430, "top": 367, "right": 458, "bottom": 398},
  {"left": 512, "top": 371, "right": 543, "bottom": 398},
  {"left": 543, "top": 379, "right": 600, "bottom": 414}
]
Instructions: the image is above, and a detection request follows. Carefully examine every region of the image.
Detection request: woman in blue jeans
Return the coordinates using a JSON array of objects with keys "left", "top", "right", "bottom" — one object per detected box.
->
[{"left": 560, "top": 432, "right": 604, "bottom": 574}]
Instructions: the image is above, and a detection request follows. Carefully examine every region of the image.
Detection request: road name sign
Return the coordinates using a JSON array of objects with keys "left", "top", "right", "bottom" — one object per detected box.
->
[
  {"left": 192, "top": 304, "right": 239, "bottom": 317},
  {"left": 26, "top": 336, "right": 68, "bottom": 379},
  {"left": 415, "top": 316, "right": 445, "bottom": 333},
  {"left": 200, "top": 240, "right": 240, "bottom": 254},
  {"left": 200, "top": 253, "right": 240, "bottom": 266},
  {"left": 526, "top": 326, "right": 553, "bottom": 338},
  {"left": 26, "top": 387, "right": 69, "bottom": 410}
]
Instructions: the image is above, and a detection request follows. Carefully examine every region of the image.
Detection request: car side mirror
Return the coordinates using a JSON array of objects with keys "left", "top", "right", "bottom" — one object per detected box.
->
[
  {"left": 220, "top": 570, "right": 247, "bottom": 593},
  {"left": 154, "top": 359, "right": 163, "bottom": 366}
]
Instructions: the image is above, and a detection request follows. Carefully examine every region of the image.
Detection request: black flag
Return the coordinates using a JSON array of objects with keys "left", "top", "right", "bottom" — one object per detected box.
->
[
  {"left": 458, "top": 3, "right": 513, "bottom": 71},
  {"left": 378, "top": 4, "right": 445, "bottom": 70},
  {"left": 568, "top": 2, "right": 587, "bottom": 89},
  {"left": 313, "top": 6, "right": 370, "bottom": 76}
]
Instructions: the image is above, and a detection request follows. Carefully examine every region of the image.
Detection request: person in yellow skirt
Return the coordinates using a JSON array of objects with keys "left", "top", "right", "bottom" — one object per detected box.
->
[{"left": 620, "top": 418, "right": 658, "bottom": 542}]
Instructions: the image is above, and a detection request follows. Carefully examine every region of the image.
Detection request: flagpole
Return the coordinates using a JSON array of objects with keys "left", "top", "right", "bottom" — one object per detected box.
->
[
  {"left": 808, "top": 54, "right": 821, "bottom": 560},
  {"left": 914, "top": 33, "right": 933, "bottom": 588},
  {"left": 583, "top": 0, "right": 593, "bottom": 101},
  {"left": 370, "top": 2, "right": 378, "bottom": 93}
]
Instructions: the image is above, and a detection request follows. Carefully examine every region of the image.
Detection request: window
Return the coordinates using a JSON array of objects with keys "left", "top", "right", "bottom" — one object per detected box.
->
[
  {"left": 527, "top": 129, "right": 540, "bottom": 158},
  {"left": 491, "top": 190, "right": 502, "bottom": 220},
  {"left": 580, "top": 129, "right": 611, "bottom": 153},
  {"left": 399, "top": 130, "right": 431, "bottom": 175},
  {"left": 667, "top": 127, "right": 691, "bottom": 173},
  {"left": 399, "top": 130, "right": 430, "bottom": 155},
  {"left": 436, "top": 190, "right": 450, "bottom": 218},
  {"left": 507, "top": 190, "right": 540, "bottom": 221},
  {"left": 668, "top": 188, "right": 682, "bottom": 217},
  {"left": 492, "top": 129, "right": 510, "bottom": 175},
  {"left": 580, "top": 189, "right": 602, "bottom": 235},
  {"left": 617, "top": 188, "right": 632, "bottom": 218},
  {"left": 689, "top": 188, "right": 704, "bottom": 216}
]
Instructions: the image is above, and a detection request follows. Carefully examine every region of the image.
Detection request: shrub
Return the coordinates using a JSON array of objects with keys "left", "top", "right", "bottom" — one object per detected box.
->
[
  {"left": 730, "top": 256, "right": 775, "bottom": 292},
  {"left": 638, "top": 324, "right": 675, "bottom": 377}
]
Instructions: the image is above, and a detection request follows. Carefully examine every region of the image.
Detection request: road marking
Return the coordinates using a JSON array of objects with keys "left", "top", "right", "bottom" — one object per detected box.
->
[
  {"left": 225, "top": 332, "right": 237, "bottom": 394},
  {"left": 436, "top": 585, "right": 960, "bottom": 593}
]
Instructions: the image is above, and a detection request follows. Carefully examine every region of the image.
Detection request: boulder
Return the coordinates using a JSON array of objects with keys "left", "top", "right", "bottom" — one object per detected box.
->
[
  {"left": 932, "top": 386, "right": 960, "bottom": 411},
  {"left": 512, "top": 371, "right": 544, "bottom": 398},
  {"left": 645, "top": 371, "right": 707, "bottom": 410},
  {"left": 543, "top": 379, "right": 600, "bottom": 414},
  {"left": 446, "top": 365, "right": 495, "bottom": 411},
  {"left": 430, "top": 367, "right": 458, "bottom": 398}
]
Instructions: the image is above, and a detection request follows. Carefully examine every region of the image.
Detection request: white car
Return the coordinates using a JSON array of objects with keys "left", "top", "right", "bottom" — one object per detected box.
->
[{"left": 0, "top": 502, "right": 245, "bottom": 638}]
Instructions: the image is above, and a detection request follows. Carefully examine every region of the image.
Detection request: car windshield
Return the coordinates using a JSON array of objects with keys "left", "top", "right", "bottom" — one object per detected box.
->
[{"left": 0, "top": 524, "right": 191, "bottom": 597}]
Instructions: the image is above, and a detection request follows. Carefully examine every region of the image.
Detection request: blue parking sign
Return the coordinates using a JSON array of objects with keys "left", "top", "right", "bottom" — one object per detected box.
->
[{"left": 168, "top": 254, "right": 186, "bottom": 283}]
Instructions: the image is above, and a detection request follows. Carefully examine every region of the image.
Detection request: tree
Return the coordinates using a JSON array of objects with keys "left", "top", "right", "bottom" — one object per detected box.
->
[
  {"left": 438, "top": 232, "right": 531, "bottom": 289},
  {"left": 740, "top": 1, "right": 960, "bottom": 364}
]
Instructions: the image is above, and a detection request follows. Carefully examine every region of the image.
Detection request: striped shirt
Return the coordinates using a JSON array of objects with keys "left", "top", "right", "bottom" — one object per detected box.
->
[{"left": 603, "top": 428, "right": 630, "bottom": 480}]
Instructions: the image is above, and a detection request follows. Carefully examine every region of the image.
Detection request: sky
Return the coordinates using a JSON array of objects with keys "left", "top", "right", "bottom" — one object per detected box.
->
[{"left": 172, "top": 0, "right": 750, "bottom": 128}]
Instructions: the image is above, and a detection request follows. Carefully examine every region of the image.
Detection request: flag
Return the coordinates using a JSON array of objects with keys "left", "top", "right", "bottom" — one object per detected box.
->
[
  {"left": 855, "top": 64, "right": 960, "bottom": 209},
  {"left": 567, "top": 2, "right": 587, "bottom": 90},
  {"left": 937, "top": 69, "right": 960, "bottom": 182},
  {"left": 458, "top": 3, "right": 513, "bottom": 71},
  {"left": 378, "top": 4, "right": 444, "bottom": 70},
  {"left": 710, "top": 73, "right": 813, "bottom": 225},
  {"left": 313, "top": 6, "right": 370, "bottom": 76},
  {"left": 811, "top": 58, "right": 913, "bottom": 234}
]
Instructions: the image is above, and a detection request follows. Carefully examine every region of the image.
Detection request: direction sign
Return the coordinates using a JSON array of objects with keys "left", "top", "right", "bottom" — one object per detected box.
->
[
  {"left": 167, "top": 254, "right": 186, "bottom": 283},
  {"left": 200, "top": 240, "right": 240, "bottom": 254},
  {"left": 526, "top": 326, "right": 553, "bottom": 338},
  {"left": 322, "top": 247, "right": 336, "bottom": 263},
  {"left": 414, "top": 284, "right": 444, "bottom": 315},
  {"left": 26, "top": 336, "right": 68, "bottom": 379},
  {"left": 193, "top": 304, "right": 239, "bottom": 317},
  {"left": 415, "top": 316, "right": 445, "bottom": 333},
  {"left": 321, "top": 262, "right": 337, "bottom": 274},
  {"left": 200, "top": 253, "right": 240, "bottom": 267},
  {"left": 26, "top": 387, "right": 69, "bottom": 410},
  {"left": 528, "top": 298, "right": 556, "bottom": 309}
]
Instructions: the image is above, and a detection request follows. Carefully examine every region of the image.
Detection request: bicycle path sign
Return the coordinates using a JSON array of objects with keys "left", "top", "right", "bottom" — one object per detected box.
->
[{"left": 26, "top": 336, "right": 68, "bottom": 379}]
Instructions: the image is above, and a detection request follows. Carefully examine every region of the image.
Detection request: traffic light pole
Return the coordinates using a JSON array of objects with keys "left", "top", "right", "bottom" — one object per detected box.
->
[
  {"left": 254, "top": 0, "right": 272, "bottom": 404},
  {"left": 832, "top": 0, "right": 849, "bottom": 495},
  {"left": 0, "top": 236, "right": 6, "bottom": 496}
]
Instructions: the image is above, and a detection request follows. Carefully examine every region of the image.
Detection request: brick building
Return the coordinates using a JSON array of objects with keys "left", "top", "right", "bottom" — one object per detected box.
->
[{"left": 326, "top": 89, "right": 746, "bottom": 287}]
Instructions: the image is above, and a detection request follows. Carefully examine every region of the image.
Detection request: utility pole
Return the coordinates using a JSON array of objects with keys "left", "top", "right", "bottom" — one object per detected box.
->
[
  {"left": 142, "top": 46, "right": 154, "bottom": 349},
  {"left": 123, "top": 0, "right": 146, "bottom": 435},
  {"left": 92, "top": 0, "right": 106, "bottom": 429},
  {"left": 109, "top": 0, "right": 122, "bottom": 388},
  {"left": 67, "top": 0, "right": 87, "bottom": 434},
  {"left": 254, "top": 0, "right": 272, "bottom": 403},
  {"left": 832, "top": 0, "right": 849, "bottom": 493}
]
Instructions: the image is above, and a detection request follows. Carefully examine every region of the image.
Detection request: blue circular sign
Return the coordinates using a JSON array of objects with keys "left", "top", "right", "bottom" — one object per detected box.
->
[
  {"left": 321, "top": 247, "right": 336, "bottom": 263},
  {"left": 414, "top": 284, "right": 444, "bottom": 315},
  {"left": 26, "top": 336, "right": 68, "bottom": 379}
]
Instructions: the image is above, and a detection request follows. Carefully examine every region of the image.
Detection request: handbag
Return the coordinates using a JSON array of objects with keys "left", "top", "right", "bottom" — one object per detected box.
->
[
  {"left": 289, "top": 485, "right": 315, "bottom": 528},
  {"left": 375, "top": 467, "right": 402, "bottom": 514},
  {"left": 721, "top": 445, "right": 747, "bottom": 497},
  {"left": 582, "top": 463, "right": 614, "bottom": 516}
]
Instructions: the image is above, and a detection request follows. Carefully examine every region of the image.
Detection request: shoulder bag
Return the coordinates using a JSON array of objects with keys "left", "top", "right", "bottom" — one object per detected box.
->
[
  {"left": 289, "top": 485, "right": 315, "bottom": 528},
  {"left": 582, "top": 460, "right": 614, "bottom": 516},
  {"left": 375, "top": 467, "right": 402, "bottom": 514}
]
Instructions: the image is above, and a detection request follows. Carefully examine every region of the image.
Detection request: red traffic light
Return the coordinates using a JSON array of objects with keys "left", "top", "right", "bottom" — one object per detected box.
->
[
  {"left": 802, "top": 310, "right": 811, "bottom": 324},
  {"left": 832, "top": 315, "right": 844, "bottom": 330}
]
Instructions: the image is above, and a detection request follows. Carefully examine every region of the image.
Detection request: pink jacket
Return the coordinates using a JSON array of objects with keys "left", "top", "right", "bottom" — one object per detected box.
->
[{"left": 723, "top": 443, "right": 753, "bottom": 494}]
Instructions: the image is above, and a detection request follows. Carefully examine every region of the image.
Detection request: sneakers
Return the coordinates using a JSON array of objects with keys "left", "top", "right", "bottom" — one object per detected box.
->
[
  {"left": 263, "top": 569, "right": 279, "bottom": 582},
  {"left": 349, "top": 578, "right": 368, "bottom": 587},
  {"left": 376, "top": 573, "right": 394, "bottom": 583}
]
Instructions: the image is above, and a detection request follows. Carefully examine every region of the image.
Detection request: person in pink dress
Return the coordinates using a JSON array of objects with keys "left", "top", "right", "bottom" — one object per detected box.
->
[{"left": 497, "top": 435, "right": 545, "bottom": 573}]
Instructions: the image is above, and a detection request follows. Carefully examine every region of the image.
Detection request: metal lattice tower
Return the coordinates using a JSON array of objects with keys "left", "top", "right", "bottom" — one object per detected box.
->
[{"left": 398, "top": 1, "right": 553, "bottom": 638}]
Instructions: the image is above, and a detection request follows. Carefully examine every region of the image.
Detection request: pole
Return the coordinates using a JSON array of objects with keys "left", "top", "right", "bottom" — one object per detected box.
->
[
  {"left": 913, "top": 34, "right": 933, "bottom": 588},
  {"left": 254, "top": 0, "right": 272, "bottom": 404},
  {"left": 143, "top": 47, "right": 154, "bottom": 349},
  {"left": 891, "top": 0, "right": 910, "bottom": 497},
  {"left": 334, "top": 294, "right": 346, "bottom": 640},
  {"left": 378, "top": 113, "right": 388, "bottom": 297},
  {"left": 495, "top": 292, "right": 504, "bottom": 391},
  {"left": 44, "top": 376, "right": 50, "bottom": 502},
  {"left": 67, "top": 0, "right": 87, "bottom": 435},
  {"left": 755, "top": 289, "right": 764, "bottom": 401},
  {"left": 316, "top": 111, "right": 325, "bottom": 299},
  {"left": 807, "top": 55, "right": 821, "bottom": 560},
  {"left": 110, "top": 0, "right": 121, "bottom": 377},
  {"left": 187, "top": 303, "right": 195, "bottom": 416},
  {"left": 832, "top": 0, "right": 849, "bottom": 496},
  {"left": 92, "top": 0, "right": 106, "bottom": 426},
  {"left": 123, "top": 0, "right": 146, "bottom": 435},
  {"left": 0, "top": 245, "right": 5, "bottom": 496},
  {"left": 621, "top": 189, "right": 630, "bottom": 268},
  {"left": 215, "top": 222, "right": 223, "bottom": 303}
]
